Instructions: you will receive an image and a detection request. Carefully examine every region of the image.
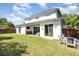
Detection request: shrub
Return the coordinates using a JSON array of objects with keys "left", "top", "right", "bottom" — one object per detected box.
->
[{"left": 0, "top": 42, "right": 27, "bottom": 56}]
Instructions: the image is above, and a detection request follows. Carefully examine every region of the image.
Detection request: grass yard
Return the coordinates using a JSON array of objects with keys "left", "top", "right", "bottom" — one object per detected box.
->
[{"left": 0, "top": 34, "right": 79, "bottom": 56}]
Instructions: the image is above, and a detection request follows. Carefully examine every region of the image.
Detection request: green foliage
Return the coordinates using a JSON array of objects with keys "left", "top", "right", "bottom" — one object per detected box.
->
[
  {"left": 3, "top": 22, "right": 15, "bottom": 29},
  {"left": 0, "top": 18, "right": 7, "bottom": 23},
  {"left": 74, "top": 19, "right": 79, "bottom": 26},
  {"left": 0, "top": 42, "right": 27, "bottom": 56},
  {"left": 0, "top": 17, "right": 15, "bottom": 29},
  {"left": 63, "top": 14, "right": 79, "bottom": 27}
]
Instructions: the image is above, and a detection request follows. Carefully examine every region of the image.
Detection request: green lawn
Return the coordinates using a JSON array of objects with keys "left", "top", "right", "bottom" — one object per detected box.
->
[{"left": 0, "top": 34, "right": 79, "bottom": 56}]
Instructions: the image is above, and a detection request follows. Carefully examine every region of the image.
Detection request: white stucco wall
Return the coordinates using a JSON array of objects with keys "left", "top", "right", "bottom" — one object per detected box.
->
[
  {"left": 16, "top": 20, "right": 62, "bottom": 39},
  {"left": 16, "top": 27, "right": 19, "bottom": 34},
  {"left": 40, "top": 24, "right": 45, "bottom": 37},
  {"left": 16, "top": 26, "right": 26, "bottom": 34},
  {"left": 21, "top": 26, "right": 26, "bottom": 34},
  {"left": 53, "top": 21, "right": 62, "bottom": 39},
  {"left": 39, "top": 20, "right": 62, "bottom": 39}
]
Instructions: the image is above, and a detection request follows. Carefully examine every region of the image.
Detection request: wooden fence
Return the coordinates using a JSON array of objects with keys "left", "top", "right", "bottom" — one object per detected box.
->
[
  {"left": 0, "top": 29, "right": 16, "bottom": 34},
  {"left": 62, "top": 28, "right": 79, "bottom": 39}
]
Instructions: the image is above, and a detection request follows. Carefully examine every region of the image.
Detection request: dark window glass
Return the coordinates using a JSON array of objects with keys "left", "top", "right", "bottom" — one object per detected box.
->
[
  {"left": 48, "top": 24, "right": 53, "bottom": 36},
  {"left": 34, "top": 27, "right": 40, "bottom": 34},
  {"left": 18, "top": 27, "right": 21, "bottom": 33},
  {"left": 27, "top": 26, "right": 30, "bottom": 29},
  {"left": 45, "top": 25, "right": 48, "bottom": 36},
  {"left": 45, "top": 24, "right": 53, "bottom": 36}
]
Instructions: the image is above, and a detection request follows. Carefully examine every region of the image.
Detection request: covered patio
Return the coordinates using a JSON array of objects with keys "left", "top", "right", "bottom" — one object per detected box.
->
[{"left": 25, "top": 23, "right": 40, "bottom": 35}]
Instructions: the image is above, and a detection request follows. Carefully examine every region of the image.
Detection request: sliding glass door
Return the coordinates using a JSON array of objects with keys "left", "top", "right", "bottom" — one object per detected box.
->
[
  {"left": 33, "top": 27, "right": 40, "bottom": 34},
  {"left": 45, "top": 25, "right": 48, "bottom": 36},
  {"left": 45, "top": 24, "right": 53, "bottom": 36},
  {"left": 18, "top": 27, "right": 21, "bottom": 33}
]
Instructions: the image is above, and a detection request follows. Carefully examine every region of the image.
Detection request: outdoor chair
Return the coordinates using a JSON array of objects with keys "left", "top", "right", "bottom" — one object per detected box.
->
[
  {"left": 36, "top": 32, "right": 40, "bottom": 36},
  {"left": 65, "top": 37, "right": 79, "bottom": 48},
  {"left": 59, "top": 35, "right": 79, "bottom": 48},
  {"left": 58, "top": 34, "right": 66, "bottom": 44}
]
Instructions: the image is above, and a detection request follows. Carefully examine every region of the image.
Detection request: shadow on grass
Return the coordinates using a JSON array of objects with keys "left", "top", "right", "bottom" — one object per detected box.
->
[
  {"left": 0, "top": 37, "right": 13, "bottom": 40},
  {"left": 0, "top": 42, "right": 28, "bottom": 56}
]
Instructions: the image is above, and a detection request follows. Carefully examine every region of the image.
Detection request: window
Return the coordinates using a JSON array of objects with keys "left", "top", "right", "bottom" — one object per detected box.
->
[
  {"left": 18, "top": 27, "right": 21, "bottom": 33},
  {"left": 27, "top": 26, "right": 30, "bottom": 29},
  {"left": 48, "top": 24, "right": 53, "bottom": 36},
  {"left": 45, "top": 25, "right": 48, "bottom": 36},
  {"left": 34, "top": 27, "right": 40, "bottom": 34},
  {"left": 45, "top": 24, "right": 53, "bottom": 36}
]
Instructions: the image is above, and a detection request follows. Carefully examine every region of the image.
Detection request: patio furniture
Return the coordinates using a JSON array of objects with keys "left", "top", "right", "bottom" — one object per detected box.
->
[
  {"left": 36, "top": 32, "right": 40, "bottom": 36},
  {"left": 59, "top": 34, "right": 79, "bottom": 48},
  {"left": 65, "top": 37, "right": 79, "bottom": 48},
  {"left": 58, "top": 34, "right": 66, "bottom": 44}
]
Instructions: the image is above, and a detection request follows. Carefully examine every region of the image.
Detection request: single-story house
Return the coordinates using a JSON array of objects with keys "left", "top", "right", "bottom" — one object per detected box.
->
[{"left": 16, "top": 8, "right": 64, "bottom": 39}]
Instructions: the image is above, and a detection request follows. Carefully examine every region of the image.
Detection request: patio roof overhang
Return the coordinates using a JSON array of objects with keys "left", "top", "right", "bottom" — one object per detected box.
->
[{"left": 25, "top": 17, "right": 63, "bottom": 26}]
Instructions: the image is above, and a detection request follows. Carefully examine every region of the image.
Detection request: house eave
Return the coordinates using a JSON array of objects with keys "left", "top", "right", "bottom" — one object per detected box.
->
[
  {"left": 25, "top": 17, "right": 63, "bottom": 25},
  {"left": 15, "top": 24, "right": 26, "bottom": 27}
]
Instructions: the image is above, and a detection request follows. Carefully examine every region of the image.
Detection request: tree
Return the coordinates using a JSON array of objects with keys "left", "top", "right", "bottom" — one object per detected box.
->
[
  {"left": 0, "top": 17, "right": 15, "bottom": 29},
  {"left": 3, "top": 22, "right": 15, "bottom": 29},
  {"left": 74, "top": 20, "right": 79, "bottom": 26},
  {"left": 63, "top": 14, "right": 79, "bottom": 27},
  {"left": 0, "top": 18, "right": 7, "bottom": 25}
]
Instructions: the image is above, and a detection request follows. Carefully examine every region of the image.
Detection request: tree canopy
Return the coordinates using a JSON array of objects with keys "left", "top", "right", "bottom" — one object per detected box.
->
[
  {"left": 0, "top": 17, "right": 15, "bottom": 29},
  {"left": 63, "top": 14, "right": 79, "bottom": 27}
]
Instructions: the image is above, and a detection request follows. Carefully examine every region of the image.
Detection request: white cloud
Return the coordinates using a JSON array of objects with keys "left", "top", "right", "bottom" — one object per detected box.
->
[
  {"left": 38, "top": 3, "right": 47, "bottom": 9},
  {"left": 13, "top": 3, "right": 32, "bottom": 16},
  {"left": 53, "top": 3, "right": 79, "bottom": 14},
  {"left": 13, "top": 5, "right": 26, "bottom": 12},
  {"left": 59, "top": 7, "right": 69, "bottom": 14},
  {"left": 68, "top": 5, "right": 79, "bottom": 14},
  {"left": 16, "top": 3, "right": 31, "bottom": 9},
  {"left": 6, "top": 3, "right": 33, "bottom": 25},
  {"left": 11, "top": 17, "right": 24, "bottom": 25},
  {"left": 53, "top": 7, "right": 70, "bottom": 14},
  {"left": 13, "top": 5, "right": 20, "bottom": 11},
  {"left": 64, "top": 3, "right": 73, "bottom": 5},
  {"left": 63, "top": 3, "right": 79, "bottom": 13},
  {"left": 17, "top": 11, "right": 30, "bottom": 17},
  {"left": 68, "top": 5, "right": 78, "bottom": 10},
  {"left": 63, "top": 3, "right": 79, "bottom": 6},
  {"left": 6, "top": 16, "right": 24, "bottom": 25}
]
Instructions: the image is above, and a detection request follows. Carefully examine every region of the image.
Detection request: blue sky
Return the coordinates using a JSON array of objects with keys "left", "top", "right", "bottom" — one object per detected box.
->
[{"left": 0, "top": 3, "right": 79, "bottom": 25}]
